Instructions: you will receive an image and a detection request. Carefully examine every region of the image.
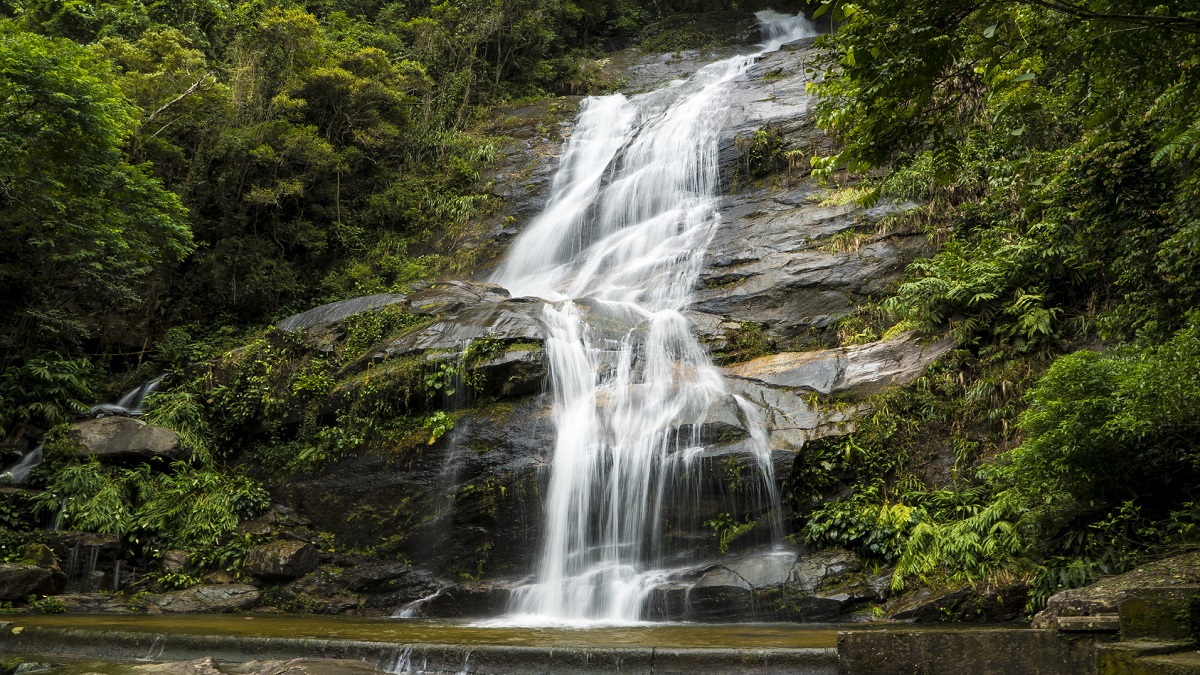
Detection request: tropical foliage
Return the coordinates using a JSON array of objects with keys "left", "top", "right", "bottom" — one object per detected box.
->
[{"left": 800, "top": 0, "right": 1200, "bottom": 604}]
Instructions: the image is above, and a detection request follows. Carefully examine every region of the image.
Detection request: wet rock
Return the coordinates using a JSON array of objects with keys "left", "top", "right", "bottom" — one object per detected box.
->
[
  {"left": 868, "top": 570, "right": 896, "bottom": 601},
  {"left": 470, "top": 347, "right": 547, "bottom": 399},
  {"left": 462, "top": 98, "right": 581, "bottom": 265},
  {"left": 646, "top": 547, "right": 877, "bottom": 622},
  {"left": 0, "top": 563, "right": 67, "bottom": 600},
  {"left": 421, "top": 580, "right": 516, "bottom": 618},
  {"left": 276, "top": 293, "right": 408, "bottom": 333},
  {"left": 606, "top": 46, "right": 749, "bottom": 94},
  {"left": 339, "top": 561, "right": 439, "bottom": 601},
  {"left": 202, "top": 570, "right": 236, "bottom": 585},
  {"left": 372, "top": 298, "right": 546, "bottom": 359},
  {"left": 719, "top": 334, "right": 953, "bottom": 459},
  {"left": 279, "top": 394, "right": 552, "bottom": 580},
  {"left": 245, "top": 541, "right": 318, "bottom": 581},
  {"left": 69, "top": 417, "right": 185, "bottom": 464},
  {"left": 144, "top": 583, "right": 260, "bottom": 613},
  {"left": 234, "top": 505, "right": 312, "bottom": 538},
  {"left": 1033, "top": 551, "right": 1200, "bottom": 629},
  {"left": 130, "top": 658, "right": 222, "bottom": 674},
  {"left": 686, "top": 550, "right": 799, "bottom": 620},
  {"left": 56, "top": 592, "right": 136, "bottom": 613},
  {"left": 52, "top": 531, "right": 122, "bottom": 552},
  {"left": 674, "top": 393, "right": 750, "bottom": 446},
  {"left": 228, "top": 659, "right": 387, "bottom": 675},
  {"left": 694, "top": 203, "right": 929, "bottom": 346},
  {"left": 692, "top": 41, "right": 931, "bottom": 344},
  {"left": 162, "top": 550, "right": 190, "bottom": 573},
  {"left": 407, "top": 281, "right": 510, "bottom": 315},
  {"left": 725, "top": 375, "right": 861, "bottom": 453},
  {"left": 789, "top": 548, "right": 863, "bottom": 593},
  {"left": 887, "top": 581, "right": 1029, "bottom": 623},
  {"left": 723, "top": 332, "right": 955, "bottom": 398},
  {"left": 886, "top": 585, "right": 973, "bottom": 622},
  {"left": 21, "top": 543, "right": 56, "bottom": 567}
]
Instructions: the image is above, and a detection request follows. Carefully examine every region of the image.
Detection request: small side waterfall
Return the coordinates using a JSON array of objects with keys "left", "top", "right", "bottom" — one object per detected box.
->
[
  {"left": 90, "top": 374, "right": 166, "bottom": 417},
  {"left": 0, "top": 445, "right": 42, "bottom": 484},
  {"left": 492, "top": 12, "right": 818, "bottom": 624}
]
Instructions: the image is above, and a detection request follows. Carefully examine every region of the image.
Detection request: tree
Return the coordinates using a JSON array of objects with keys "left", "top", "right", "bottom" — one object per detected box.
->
[{"left": 0, "top": 23, "right": 192, "bottom": 367}]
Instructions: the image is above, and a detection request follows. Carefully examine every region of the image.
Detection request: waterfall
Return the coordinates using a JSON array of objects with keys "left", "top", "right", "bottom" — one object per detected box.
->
[
  {"left": 90, "top": 374, "right": 167, "bottom": 417},
  {"left": 0, "top": 445, "right": 42, "bottom": 484},
  {"left": 491, "top": 12, "right": 818, "bottom": 624}
]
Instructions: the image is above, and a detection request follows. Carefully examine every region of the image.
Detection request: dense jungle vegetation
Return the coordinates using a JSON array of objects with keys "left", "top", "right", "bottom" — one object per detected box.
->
[
  {"left": 796, "top": 0, "right": 1200, "bottom": 607},
  {"left": 3, "top": 0, "right": 1199, "bottom": 616}
]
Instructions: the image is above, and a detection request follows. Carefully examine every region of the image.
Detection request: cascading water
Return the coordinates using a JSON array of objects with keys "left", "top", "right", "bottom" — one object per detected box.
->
[
  {"left": 491, "top": 11, "right": 818, "bottom": 624},
  {"left": 90, "top": 374, "right": 167, "bottom": 417}
]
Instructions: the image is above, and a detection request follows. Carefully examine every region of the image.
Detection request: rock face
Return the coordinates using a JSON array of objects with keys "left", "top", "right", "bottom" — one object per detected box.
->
[
  {"left": 280, "top": 393, "right": 553, "bottom": 583},
  {"left": 724, "top": 332, "right": 953, "bottom": 398},
  {"left": 885, "top": 581, "right": 1029, "bottom": 623},
  {"left": 339, "top": 560, "right": 440, "bottom": 612},
  {"left": 276, "top": 293, "right": 409, "bottom": 333},
  {"left": 689, "top": 39, "right": 931, "bottom": 347},
  {"left": 0, "top": 563, "right": 67, "bottom": 600},
  {"left": 56, "top": 592, "right": 136, "bottom": 613},
  {"left": 228, "top": 660, "right": 387, "bottom": 675},
  {"left": 1032, "top": 551, "right": 1200, "bottom": 629},
  {"left": 245, "top": 541, "right": 318, "bottom": 581},
  {"left": 69, "top": 417, "right": 185, "bottom": 463},
  {"left": 641, "top": 548, "right": 882, "bottom": 622},
  {"left": 143, "top": 583, "right": 261, "bottom": 613},
  {"left": 129, "top": 658, "right": 224, "bottom": 675},
  {"left": 369, "top": 296, "right": 545, "bottom": 359}
]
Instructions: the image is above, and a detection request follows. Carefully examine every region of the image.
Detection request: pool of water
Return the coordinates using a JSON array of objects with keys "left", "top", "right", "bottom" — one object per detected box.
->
[{"left": 8, "top": 614, "right": 845, "bottom": 649}]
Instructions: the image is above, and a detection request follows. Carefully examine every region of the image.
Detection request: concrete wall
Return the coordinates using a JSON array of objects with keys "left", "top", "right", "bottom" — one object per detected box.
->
[{"left": 838, "top": 628, "right": 1106, "bottom": 675}]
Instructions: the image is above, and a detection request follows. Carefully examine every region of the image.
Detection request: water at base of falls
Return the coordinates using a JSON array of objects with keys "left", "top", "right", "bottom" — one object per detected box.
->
[{"left": 489, "top": 11, "right": 818, "bottom": 625}]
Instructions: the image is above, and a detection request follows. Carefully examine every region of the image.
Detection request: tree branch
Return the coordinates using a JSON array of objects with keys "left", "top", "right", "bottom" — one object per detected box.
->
[
  {"left": 139, "top": 73, "right": 214, "bottom": 132},
  {"left": 1017, "top": 0, "right": 1200, "bottom": 34}
]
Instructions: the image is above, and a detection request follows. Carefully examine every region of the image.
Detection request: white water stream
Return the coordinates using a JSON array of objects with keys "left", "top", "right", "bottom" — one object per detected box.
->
[{"left": 491, "top": 11, "right": 818, "bottom": 624}]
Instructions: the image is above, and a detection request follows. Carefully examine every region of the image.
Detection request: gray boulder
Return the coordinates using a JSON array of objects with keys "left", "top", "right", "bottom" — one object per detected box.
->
[
  {"left": 56, "top": 592, "right": 136, "bottom": 613},
  {"left": 276, "top": 293, "right": 408, "bottom": 333},
  {"left": 406, "top": 280, "right": 511, "bottom": 315},
  {"left": 244, "top": 541, "right": 318, "bottom": 581},
  {"left": 69, "top": 417, "right": 186, "bottom": 463},
  {"left": 228, "top": 660, "right": 387, "bottom": 675},
  {"left": 370, "top": 297, "right": 546, "bottom": 359},
  {"left": 129, "top": 658, "right": 223, "bottom": 674},
  {"left": 0, "top": 563, "right": 67, "bottom": 600},
  {"left": 718, "top": 333, "right": 953, "bottom": 457},
  {"left": 1032, "top": 551, "right": 1200, "bottom": 629},
  {"left": 645, "top": 548, "right": 877, "bottom": 622},
  {"left": 143, "top": 583, "right": 260, "bottom": 613},
  {"left": 723, "top": 332, "right": 954, "bottom": 398},
  {"left": 886, "top": 582, "right": 1028, "bottom": 623}
]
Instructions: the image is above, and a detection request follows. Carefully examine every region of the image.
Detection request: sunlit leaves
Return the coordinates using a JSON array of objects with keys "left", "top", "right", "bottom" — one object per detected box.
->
[{"left": 0, "top": 24, "right": 192, "bottom": 363}]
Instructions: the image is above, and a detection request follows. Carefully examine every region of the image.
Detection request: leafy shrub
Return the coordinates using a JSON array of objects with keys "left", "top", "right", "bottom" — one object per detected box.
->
[
  {"left": 27, "top": 595, "right": 67, "bottom": 614},
  {"left": 734, "top": 127, "right": 786, "bottom": 185},
  {"left": 1003, "top": 320, "right": 1200, "bottom": 520},
  {"left": 706, "top": 512, "right": 756, "bottom": 554},
  {"left": 32, "top": 460, "right": 269, "bottom": 553},
  {"left": 0, "top": 357, "right": 94, "bottom": 438},
  {"left": 804, "top": 493, "right": 915, "bottom": 563}
]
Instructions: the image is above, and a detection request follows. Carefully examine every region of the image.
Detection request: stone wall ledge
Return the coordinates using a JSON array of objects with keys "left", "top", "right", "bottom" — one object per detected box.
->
[{"left": 0, "top": 624, "right": 837, "bottom": 675}]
